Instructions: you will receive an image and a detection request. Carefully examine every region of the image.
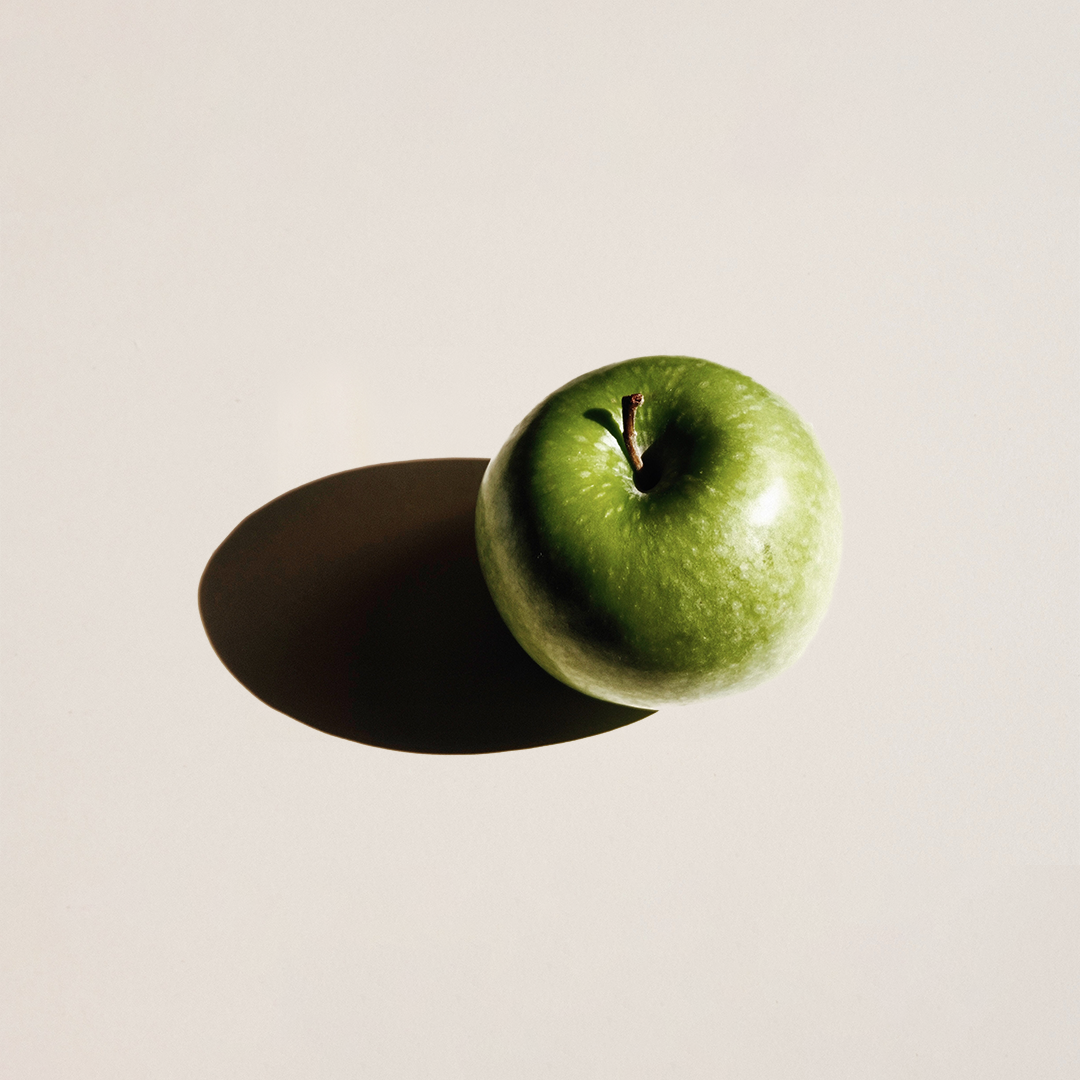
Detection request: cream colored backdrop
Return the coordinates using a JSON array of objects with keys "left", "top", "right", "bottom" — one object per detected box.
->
[{"left": 3, "top": 1, "right": 1077, "bottom": 1076}]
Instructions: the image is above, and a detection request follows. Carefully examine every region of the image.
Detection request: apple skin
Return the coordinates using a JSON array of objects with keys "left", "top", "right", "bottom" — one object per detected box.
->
[{"left": 475, "top": 356, "right": 842, "bottom": 709}]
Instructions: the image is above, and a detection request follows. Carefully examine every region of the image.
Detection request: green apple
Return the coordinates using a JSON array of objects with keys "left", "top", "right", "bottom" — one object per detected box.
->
[{"left": 475, "top": 355, "right": 841, "bottom": 708}]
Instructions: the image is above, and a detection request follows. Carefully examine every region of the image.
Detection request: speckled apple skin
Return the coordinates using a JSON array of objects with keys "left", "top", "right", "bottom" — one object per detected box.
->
[{"left": 475, "top": 356, "right": 842, "bottom": 708}]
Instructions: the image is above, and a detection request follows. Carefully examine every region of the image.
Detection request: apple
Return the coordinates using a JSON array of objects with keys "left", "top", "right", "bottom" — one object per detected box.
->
[{"left": 474, "top": 355, "right": 841, "bottom": 708}]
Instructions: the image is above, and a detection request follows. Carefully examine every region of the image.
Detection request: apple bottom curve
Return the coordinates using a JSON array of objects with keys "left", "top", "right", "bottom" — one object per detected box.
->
[{"left": 198, "top": 459, "right": 653, "bottom": 754}]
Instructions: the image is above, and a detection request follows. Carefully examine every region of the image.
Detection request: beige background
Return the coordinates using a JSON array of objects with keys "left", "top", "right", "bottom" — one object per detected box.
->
[{"left": 3, "top": 1, "right": 1077, "bottom": 1076}]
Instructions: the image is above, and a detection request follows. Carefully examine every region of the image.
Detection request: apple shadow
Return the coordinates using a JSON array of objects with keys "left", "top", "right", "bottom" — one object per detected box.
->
[{"left": 198, "top": 458, "right": 654, "bottom": 754}]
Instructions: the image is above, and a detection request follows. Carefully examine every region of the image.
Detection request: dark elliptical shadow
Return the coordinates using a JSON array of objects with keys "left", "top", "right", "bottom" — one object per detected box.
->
[{"left": 198, "top": 458, "right": 653, "bottom": 754}]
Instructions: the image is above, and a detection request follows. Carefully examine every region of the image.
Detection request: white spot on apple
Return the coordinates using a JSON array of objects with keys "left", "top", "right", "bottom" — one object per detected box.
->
[{"left": 749, "top": 478, "right": 786, "bottom": 526}]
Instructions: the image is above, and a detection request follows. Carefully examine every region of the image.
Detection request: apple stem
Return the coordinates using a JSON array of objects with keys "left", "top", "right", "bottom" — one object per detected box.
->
[{"left": 621, "top": 394, "right": 645, "bottom": 473}]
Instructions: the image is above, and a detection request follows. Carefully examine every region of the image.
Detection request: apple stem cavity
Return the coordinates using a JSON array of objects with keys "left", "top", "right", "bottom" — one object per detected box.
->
[{"left": 621, "top": 393, "right": 645, "bottom": 474}]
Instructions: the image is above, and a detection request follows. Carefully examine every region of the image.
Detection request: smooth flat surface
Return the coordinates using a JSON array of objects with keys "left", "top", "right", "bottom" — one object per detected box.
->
[{"left": 2, "top": 2, "right": 1077, "bottom": 1076}]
